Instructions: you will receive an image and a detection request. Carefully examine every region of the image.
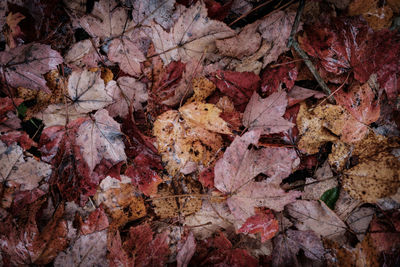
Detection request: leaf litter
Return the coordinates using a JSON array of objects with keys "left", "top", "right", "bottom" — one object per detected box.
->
[{"left": 0, "top": 0, "right": 399, "bottom": 266}]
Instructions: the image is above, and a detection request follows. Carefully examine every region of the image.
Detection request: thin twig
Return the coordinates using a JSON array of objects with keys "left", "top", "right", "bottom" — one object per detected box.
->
[{"left": 287, "top": 0, "right": 334, "bottom": 103}]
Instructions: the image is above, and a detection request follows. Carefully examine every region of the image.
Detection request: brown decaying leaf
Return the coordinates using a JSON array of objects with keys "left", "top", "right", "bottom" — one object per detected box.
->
[
  {"left": 153, "top": 102, "right": 226, "bottom": 175},
  {"left": 342, "top": 151, "right": 400, "bottom": 203},
  {"left": 303, "top": 160, "right": 338, "bottom": 201},
  {"left": 4, "top": 12, "right": 25, "bottom": 49},
  {"left": 149, "top": 1, "right": 234, "bottom": 64},
  {"left": 152, "top": 179, "right": 202, "bottom": 219},
  {"left": 296, "top": 102, "right": 369, "bottom": 154},
  {"left": 0, "top": 43, "right": 63, "bottom": 92},
  {"left": 214, "top": 129, "right": 301, "bottom": 222},
  {"left": 348, "top": 0, "right": 394, "bottom": 30},
  {"left": 243, "top": 91, "right": 294, "bottom": 134},
  {"left": 94, "top": 176, "right": 146, "bottom": 228}
]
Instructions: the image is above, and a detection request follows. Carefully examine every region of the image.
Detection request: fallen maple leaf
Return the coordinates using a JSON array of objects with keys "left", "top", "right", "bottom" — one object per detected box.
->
[
  {"left": 75, "top": 109, "right": 126, "bottom": 173},
  {"left": 0, "top": 141, "right": 51, "bottom": 191},
  {"left": 243, "top": 91, "right": 294, "bottom": 135},
  {"left": 106, "top": 76, "right": 148, "bottom": 118},
  {"left": 286, "top": 200, "right": 347, "bottom": 244},
  {"left": 260, "top": 57, "right": 298, "bottom": 95},
  {"left": 214, "top": 129, "right": 301, "bottom": 222},
  {"left": 179, "top": 102, "right": 232, "bottom": 135},
  {"left": 177, "top": 231, "right": 196, "bottom": 267},
  {"left": 334, "top": 82, "right": 380, "bottom": 126},
  {"left": 153, "top": 103, "right": 226, "bottom": 175},
  {"left": 64, "top": 39, "right": 101, "bottom": 69},
  {"left": 4, "top": 12, "right": 25, "bottom": 49},
  {"left": 108, "top": 223, "right": 170, "bottom": 267},
  {"left": 184, "top": 200, "right": 236, "bottom": 239},
  {"left": 258, "top": 11, "right": 301, "bottom": 66},
  {"left": 272, "top": 229, "right": 325, "bottom": 267},
  {"left": 149, "top": 1, "right": 234, "bottom": 64},
  {"left": 216, "top": 21, "right": 262, "bottom": 59},
  {"left": 287, "top": 85, "right": 325, "bottom": 107},
  {"left": 38, "top": 69, "right": 112, "bottom": 127},
  {"left": 77, "top": 206, "right": 109, "bottom": 235},
  {"left": 238, "top": 208, "right": 279, "bottom": 242},
  {"left": 125, "top": 154, "right": 163, "bottom": 196},
  {"left": 108, "top": 37, "right": 146, "bottom": 77},
  {"left": 0, "top": 199, "right": 68, "bottom": 265},
  {"left": 94, "top": 176, "right": 146, "bottom": 228},
  {"left": 196, "top": 231, "right": 259, "bottom": 267},
  {"left": 54, "top": 229, "right": 108, "bottom": 267},
  {"left": 299, "top": 16, "right": 400, "bottom": 102},
  {"left": 210, "top": 70, "right": 261, "bottom": 111},
  {"left": 75, "top": 0, "right": 128, "bottom": 39},
  {"left": 0, "top": 43, "right": 63, "bottom": 92}
]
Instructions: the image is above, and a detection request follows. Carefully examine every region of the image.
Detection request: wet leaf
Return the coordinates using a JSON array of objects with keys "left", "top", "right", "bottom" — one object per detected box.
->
[
  {"left": 149, "top": 1, "right": 234, "bottom": 64},
  {"left": 243, "top": 91, "right": 294, "bottom": 135},
  {"left": 238, "top": 208, "right": 279, "bottom": 242},
  {"left": 214, "top": 130, "right": 301, "bottom": 222},
  {"left": 0, "top": 43, "right": 63, "bottom": 92}
]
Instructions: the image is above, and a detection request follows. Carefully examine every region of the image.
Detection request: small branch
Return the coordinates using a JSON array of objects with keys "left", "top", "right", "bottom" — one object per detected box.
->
[{"left": 287, "top": 0, "right": 334, "bottom": 103}]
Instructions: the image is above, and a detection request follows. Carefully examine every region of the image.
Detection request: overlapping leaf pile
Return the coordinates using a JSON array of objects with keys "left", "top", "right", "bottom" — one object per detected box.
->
[{"left": 0, "top": 0, "right": 399, "bottom": 266}]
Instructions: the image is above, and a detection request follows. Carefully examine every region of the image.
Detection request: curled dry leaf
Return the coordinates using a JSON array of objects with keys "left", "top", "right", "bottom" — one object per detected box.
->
[
  {"left": 0, "top": 141, "right": 51, "bottom": 191},
  {"left": 243, "top": 91, "right": 294, "bottom": 135},
  {"left": 149, "top": 1, "right": 234, "bottom": 64},
  {"left": 286, "top": 200, "right": 347, "bottom": 244},
  {"left": 214, "top": 130, "right": 301, "bottom": 222},
  {"left": 0, "top": 43, "right": 63, "bottom": 92}
]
